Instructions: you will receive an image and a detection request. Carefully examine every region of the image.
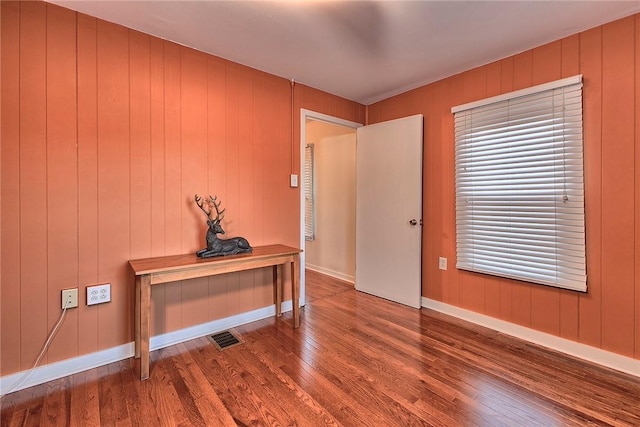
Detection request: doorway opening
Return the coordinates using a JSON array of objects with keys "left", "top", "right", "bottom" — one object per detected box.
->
[{"left": 299, "top": 110, "right": 362, "bottom": 306}]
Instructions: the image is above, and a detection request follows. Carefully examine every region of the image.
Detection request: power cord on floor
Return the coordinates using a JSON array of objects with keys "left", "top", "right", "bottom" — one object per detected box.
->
[{"left": 0, "top": 295, "right": 73, "bottom": 398}]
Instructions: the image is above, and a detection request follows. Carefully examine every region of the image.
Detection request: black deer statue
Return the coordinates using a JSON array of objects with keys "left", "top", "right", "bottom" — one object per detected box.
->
[{"left": 194, "top": 194, "right": 252, "bottom": 258}]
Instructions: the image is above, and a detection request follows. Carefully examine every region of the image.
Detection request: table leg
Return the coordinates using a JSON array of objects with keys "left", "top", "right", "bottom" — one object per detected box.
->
[
  {"left": 140, "top": 275, "right": 151, "bottom": 380},
  {"left": 291, "top": 254, "right": 300, "bottom": 328},
  {"left": 274, "top": 265, "right": 282, "bottom": 317},
  {"left": 135, "top": 276, "right": 141, "bottom": 358}
]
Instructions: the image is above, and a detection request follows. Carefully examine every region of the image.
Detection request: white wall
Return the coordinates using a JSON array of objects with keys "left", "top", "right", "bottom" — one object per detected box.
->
[{"left": 305, "top": 121, "right": 356, "bottom": 282}]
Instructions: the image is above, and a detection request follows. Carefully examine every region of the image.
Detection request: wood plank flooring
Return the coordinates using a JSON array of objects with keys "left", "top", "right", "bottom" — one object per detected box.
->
[{"left": 2, "top": 270, "right": 639, "bottom": 426}]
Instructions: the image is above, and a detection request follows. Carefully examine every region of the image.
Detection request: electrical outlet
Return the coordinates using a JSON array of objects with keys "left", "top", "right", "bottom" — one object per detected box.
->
[
  {"left": 290, "top": 174, "right": 299, "bottom": 188},
  {"left": 87, "top": 283, "right": 111, "bottom": 306},
  {"left": 438, "top": 257, "right": 448, "bottom": 271},
  {"left": 61, "top": 288, "right": 79, "bottom": 309}
]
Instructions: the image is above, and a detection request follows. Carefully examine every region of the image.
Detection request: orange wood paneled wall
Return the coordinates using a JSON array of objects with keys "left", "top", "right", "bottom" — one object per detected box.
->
[
  {"left": 368, "top": 15, "right": 640, "bottom": 361},
  {"left": 0, "top": 1, "right": 365, "bottom": 376}
]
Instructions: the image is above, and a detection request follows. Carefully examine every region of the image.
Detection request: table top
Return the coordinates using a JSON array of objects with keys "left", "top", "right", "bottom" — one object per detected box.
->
[{"left": 129, "top": 244, "right": 302, "bottom": 276}]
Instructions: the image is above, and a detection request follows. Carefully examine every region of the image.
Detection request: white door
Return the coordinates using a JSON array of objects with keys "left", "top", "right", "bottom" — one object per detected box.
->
[{"left": 355, "top": 114, "right": 423, "bottom": 308}]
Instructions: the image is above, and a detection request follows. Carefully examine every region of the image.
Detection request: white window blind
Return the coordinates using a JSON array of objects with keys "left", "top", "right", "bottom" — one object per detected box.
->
[
  {"left": 453, "top": 75, "right": 586, "bottom": 292},
  {"left": 304, "top": 144, "right": 315, "bottom": 241}
]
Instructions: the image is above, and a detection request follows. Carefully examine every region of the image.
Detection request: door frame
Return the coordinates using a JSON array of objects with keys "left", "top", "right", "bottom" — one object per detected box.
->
[{"left": 299, "top": 109, "right": 362, "bottom": 306}]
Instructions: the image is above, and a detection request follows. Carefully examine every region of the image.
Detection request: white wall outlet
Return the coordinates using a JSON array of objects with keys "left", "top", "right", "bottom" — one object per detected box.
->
[
  {"left": 290, "top": 174, "right": 299, "bottom": 188},
  {"left": 87, "top": 283, "right": 111, "bottom": 306},
  {"left": 61, "top": 288, "right": 79, "bottom": 309},
  {"left": 438, "top": 257, "right": 448, "bottom": 271}
]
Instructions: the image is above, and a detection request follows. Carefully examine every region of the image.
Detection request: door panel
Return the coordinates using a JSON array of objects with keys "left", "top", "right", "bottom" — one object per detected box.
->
[{"left": 355, "top": 114, "right": 423, "bottom": 308}]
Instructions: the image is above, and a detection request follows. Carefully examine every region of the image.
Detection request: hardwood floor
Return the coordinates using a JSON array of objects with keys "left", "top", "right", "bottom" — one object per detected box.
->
[{"left": 2, "top": 270, "right": 639, "bottom": 426}]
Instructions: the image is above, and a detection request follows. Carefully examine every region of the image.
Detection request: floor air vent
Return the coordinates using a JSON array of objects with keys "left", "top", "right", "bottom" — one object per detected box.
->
[{"left": 207, "top": 330, "right": 243, "bottom": 351}]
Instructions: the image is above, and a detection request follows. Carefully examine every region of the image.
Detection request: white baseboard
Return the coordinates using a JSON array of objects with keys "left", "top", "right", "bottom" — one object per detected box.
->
[
  {"left": 421, "top": 297, "right": 640, "bottom": 378},
  {"left": 149, "top": 300, "right": 291, "bottom": 351},
  {"left": 306, "top": 264, "right": 355, "bottom": 284},
  {"left": 0, "top": 343, "right": 134, "bottom": 397},
  {"left": 0, "top": 301, "right": 293, "bottom": 396}
]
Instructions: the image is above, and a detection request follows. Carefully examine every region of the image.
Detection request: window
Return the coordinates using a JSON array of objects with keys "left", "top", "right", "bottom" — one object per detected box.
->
[
  {"left": 452, "top": 75, "right": 586, "bottom": 292},
  {"left": 304, "top": 143, "right": 315, "bottom": 241}
]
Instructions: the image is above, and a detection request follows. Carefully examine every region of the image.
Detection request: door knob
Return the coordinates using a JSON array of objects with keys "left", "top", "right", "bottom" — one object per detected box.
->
[{"left": 409, "top": 219, "right": 418, "bottom": 226}]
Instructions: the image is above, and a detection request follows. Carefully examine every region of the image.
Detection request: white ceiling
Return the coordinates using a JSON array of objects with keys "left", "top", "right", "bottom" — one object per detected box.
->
[{"left": 48, "top": 0, "right": 640, "bottom": 105}]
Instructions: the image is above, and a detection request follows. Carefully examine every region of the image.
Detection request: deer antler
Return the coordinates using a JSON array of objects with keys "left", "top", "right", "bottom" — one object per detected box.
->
[
  {"left": 194, "top": 194, "right": 225, "bottom": 223},
  {"left": 209, "top": 195, "right": 225, "bottom": 223},
  {"left": 195, "top": 194, "right": 213, "bottom": 220}
]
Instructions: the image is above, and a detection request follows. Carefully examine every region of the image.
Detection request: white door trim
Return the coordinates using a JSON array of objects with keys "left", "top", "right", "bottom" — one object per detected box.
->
[{"left": 299, "top": 109, "right": 362, "bottom": 305}]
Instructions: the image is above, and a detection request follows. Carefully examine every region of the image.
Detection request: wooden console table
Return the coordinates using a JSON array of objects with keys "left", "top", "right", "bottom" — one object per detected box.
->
[{"left": 129, "top": 244, "right": 302, "bottom": 380}]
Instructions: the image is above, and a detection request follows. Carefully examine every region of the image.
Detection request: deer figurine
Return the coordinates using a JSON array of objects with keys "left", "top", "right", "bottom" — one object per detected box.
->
[{"left": 194, "top": 194, "right": 252, "bottom": 258}]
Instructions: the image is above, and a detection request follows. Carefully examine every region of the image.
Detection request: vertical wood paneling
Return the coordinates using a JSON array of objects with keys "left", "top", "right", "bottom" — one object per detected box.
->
[
  {"left": 149, "top": 38, "right": 166, "bottom": 258},
  {"left": 274, "top": 82, "right": 289, "bottom": 247},
  {"left": 149, "top": 37, "right": 167, "bottom": 335},
  {"left": 162, "top": 41, "right": 182, "bottom": 331},
  {"left": 500, "top": 57, "right": 514, "bottom": 94},
  {"left": 46, "top": 4, "right": 79, "bottom": 362},
  {"left": 163, "top": 42, "right": 182, "bottom": 254},
  {"left": 430, "top": 83, "right": 445, "bottom": 301},
  {"left": 237, "top": 68, "right": 256, "bottom": 313},
  {"left": 481, "top": 260, "right": 502, "bottom": 315},
  {"left": 459, "top": 68, "right": 487, "bottom": 314},
  {"left": 508, "top": 51, "right": 534, "bottom": 328},
  {"left": 512, "top": 51, "right": 533, "bottom": 90},
  {"left": 600, "top": 17, "right": 635, "bottom": 357},
  {"left": 77, "top": 13, "right": 100, "bottom": 355},
  {"left": 277, "top": 81, "right": 294, "bottom": 299},
  {"left": 559, "top": 34, "right": 581, "bottom": 341},
  {"left": 529, "top": 42, "right": 562, "bottom": 336},
  {"left": 180, "top": 48, "right": 209, "bottom": 327},
  {"left": 421, "top": 83, "right": 438, "bottom": 303},
  {"left": 180, "top": 49, "right": 207, "bottom": 254},
  {"left": 252, "top": 76, "right": 271, "bottom": 308},
  {"left": 422, "top": 84, "right": 440, "bottom": 301},
  {"left": 264, "top": 78, "right": 287, "bottom": 299},
  {"left": 284, "top": 79, "right": 299, "bottom": 290},
  {"left": 485, "top": 61, "right": 502, "bottom": 97},
  {"left": 276, "top": 81, "right": 292, "bottom": 248},
  {"left": 206, "top": 57, "right": 228, "bottom": 210},
  {"left": 224, "top": 63, "right": 241, "bottom": 315},
  {"left": 236, "top": 69, "right": 255, "bottom": 242},
  {"left": 1, "top": 0, "right": 22, "bottom": 373},
  {"left": 129, "top": 31, "right": 152, "bottom": 342},
  {"left": 19, "top": 1, "right": 49, "bottom": 368},
  {"left": 498, "top": 58, "right": 514, "bottom": 323},
  {"left": 446, "top": 75, "right": 464, "bottom": 307},
  {"left": 96, "top": 20, "right": 130, "bottom": 349},
  {"left": 442, "top": 81, "right": 457, "bottom": 305},
  {"left": 636, "top": 15, "right": 640, "bottom": 360},
  {"left": 206, "top": 56, "right": 229, "bottom": 319},
  {"left": 129, "top": 31, "right": 152, "bottom": 260},
  {"left": 263, "top": 78, "right": 284, "bottom": 245},
  {"left": 578, "top": 27, "right": 603, "bottom": 349},
  {"left": 531, "top": 41, "right": 562, "bottom": 84},
  {"left": 281, "top": 84, "right": 298, "bottom": 247},
  {"left": 484, "top": 62, "right": 503, "bottom": 319}
]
